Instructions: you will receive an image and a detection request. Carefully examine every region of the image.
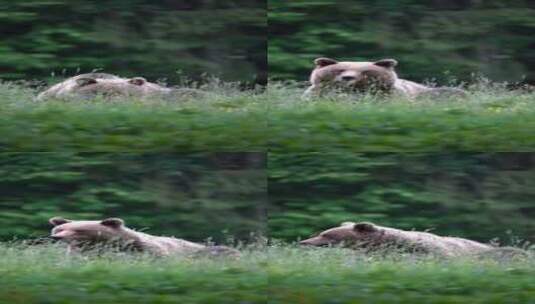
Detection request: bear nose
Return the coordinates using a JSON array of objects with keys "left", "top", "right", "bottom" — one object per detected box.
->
[
  {"left": 299, "top": 238, "right": 316, "bottom": 245},
  {"left": 341, "top": 76, "right": 355, "bottom": 81}
]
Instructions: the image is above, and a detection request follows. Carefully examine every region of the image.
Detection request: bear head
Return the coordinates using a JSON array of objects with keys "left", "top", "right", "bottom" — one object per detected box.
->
[
  {"left": 37, "top": 73, "right": 174, "bottom": 101},
  {"left": 72, "top": 76, "right": 172, "bottom": 98},
  {"left": 309, "top": 58, "right": 399, "bottom": 94},
  {"left": 49, "top": 217, "right": 128, "bottom": 244},
  {"left": 299, "top": 221, "right": 382, "bottom": 247}
]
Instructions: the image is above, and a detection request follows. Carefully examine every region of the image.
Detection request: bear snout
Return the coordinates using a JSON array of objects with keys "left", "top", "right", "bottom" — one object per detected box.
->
[
  {"left": 300, "top": 236, "right": 330, "bottom": 246},
  {"left": 50, "top": 229, "right": 75, "bottom": 240}
]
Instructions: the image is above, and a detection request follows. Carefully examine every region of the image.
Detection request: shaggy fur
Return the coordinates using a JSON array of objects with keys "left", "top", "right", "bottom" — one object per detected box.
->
[
  {"left": 36, "top": 73, "right": 202, "bottom": 101},
  {"left": 300, "top": 222, "right": 527, "bottom": 258},
  {"left": 303, "top": 58, "right": 466, "bottom": 99},
  {"left": 49, "top": 217, "right": 239, "bottom": 257}
]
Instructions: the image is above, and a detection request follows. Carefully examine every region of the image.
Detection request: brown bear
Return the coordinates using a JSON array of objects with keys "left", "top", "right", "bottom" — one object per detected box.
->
[
  {"left": 37, "top": 73, "right": 203, "bottom": 101},
  {"left": 303, "top": 58, "right": 467, "bottom": 99},
  {"left": 300, "top": 222, "right": 527, "bottom": 259},
  {"left": 49, "top": 216, "right": 239, "bottom": 258}
]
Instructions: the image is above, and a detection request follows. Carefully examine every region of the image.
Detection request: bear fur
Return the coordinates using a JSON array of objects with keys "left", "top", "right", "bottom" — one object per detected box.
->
[
  {"left": 49, "top": 217, "right": 239, "bottom": 257},
  {"left": 300, "top": 222, "right": 527, "bottom": 259},
  {"left": 303, "top": 58, "right": 466, "bottom": 99},
  {"left": 37, "top": 73, "right": 203, "bottom": 101}
]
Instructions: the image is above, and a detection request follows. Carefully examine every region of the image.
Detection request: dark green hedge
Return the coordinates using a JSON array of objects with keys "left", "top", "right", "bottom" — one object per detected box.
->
[
  {"left": 269, "top": 153, "right": 535, "bottom": 244},
  {"left": 269, "top": 0, "right": 535, "bottom": 84},
  {"left": 2, "top": 152, "right": 535, "bottom": 245},
  {"left": 0, "top": 152, "right": 266, "bottom": 243},
  {"left": 1, "top": 0, "right": 266, "bottom": 84}
]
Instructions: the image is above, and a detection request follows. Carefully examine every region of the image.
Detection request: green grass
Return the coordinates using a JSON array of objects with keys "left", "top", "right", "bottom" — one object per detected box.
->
[
  {"left": 2, "top": 81, "right": 535, "bottom": 151},
  {"left": 0, "top": 82, "right": 267, "bottom": 151},
  {"left": 1, "top": 242, "right": 533, "bottom": 304},
  {"left": 266, "top": 245, "right": 535, "bottom": 304},
  {"left": 0, "top": 242, "right": 268, "bottom": 304},
  {"left": 267, "top": 82, "right": 535, "bottom": 151}
]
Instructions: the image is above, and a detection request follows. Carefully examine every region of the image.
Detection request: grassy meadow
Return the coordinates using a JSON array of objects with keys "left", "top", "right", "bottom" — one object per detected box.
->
[
  {"left": 0, "top": 241, "right": 268, "bottom": 304},
  {"left": 1, "top": 242, "right": 533, "bottom": 304},
  {"left": 267, "top": 82, "right": 535, "bottom": 151},
  {"left": 1, "top": 80, "right": 535, "bottom": 151},
  {"left": 0, "top": 81, "right": 267, "bottom": 152},
  {"left": 267, "top": 245, "right": 535, "bottom": 304}
]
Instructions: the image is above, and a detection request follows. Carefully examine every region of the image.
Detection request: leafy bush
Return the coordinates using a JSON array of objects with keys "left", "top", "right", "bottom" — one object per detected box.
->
[
  {"left": 269, "top": 152, "right": 535, "bottom": 243},
  {"left": 269, "top": 0, "right": 535, "bottom": 84},
  {"left": 1, "top": 0, "right": 266, "bottom": 84},
  {"left": 0, "top": 152, "right": 266, "bottom": 243}
]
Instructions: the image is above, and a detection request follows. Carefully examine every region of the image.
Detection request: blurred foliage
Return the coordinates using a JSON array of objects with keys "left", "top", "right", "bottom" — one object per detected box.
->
[
  {"left": 0, "top": 152, "right": 266, "bottom": 243},
  {"left": 0, "top": 0, "right": 266, "bottom": 85},
  {"left": 269, "top": 0, "right": 535, "bottom": 84},
  {"left": 269, "top": 153, "right": 535, "bottom": 243}
]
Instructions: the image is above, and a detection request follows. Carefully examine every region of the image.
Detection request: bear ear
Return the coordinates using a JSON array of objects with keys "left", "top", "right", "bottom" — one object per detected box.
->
[
  {"left": 75, "top": 77, "right": 98, "bottom": 87},
  {"left": 49, "top": 217, "right": 71, "bottom": 226},
  {"left": 314, "top": 57, "right": 338, "bottom": 68},
  {"left": 100, "top": 218, "right": 124, "bottom": 228},
  {"left": 373, "top": 59, "right": 398, "bottom": 69},
  {"left": 353, "top": 222, "right": 377, "bottom": 233},
  {"left": 340, "top": 221, "right": 356, "bottom": 227},
  {"left": 128, "top": 77, "right": 146, "bottom": 86}
]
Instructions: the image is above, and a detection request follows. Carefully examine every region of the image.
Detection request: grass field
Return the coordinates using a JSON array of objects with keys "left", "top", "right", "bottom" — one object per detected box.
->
[
  {"left": 268, "top": 82, "right": 535, "bottom": 151},
  {"left": 1, "top": 80, "right": 534, "bottom": 151},
  {"left": 267, "top": 245, "right": 535, "bottom": 304},
  {"left": 1, "top": 242, "right": 533, "bottom": 304},
  {"left": 0, "top": 82, "right": 267, "bottom": 152},
  {"left": 0, "top": 241, "right": 268, "bottom": 304}
]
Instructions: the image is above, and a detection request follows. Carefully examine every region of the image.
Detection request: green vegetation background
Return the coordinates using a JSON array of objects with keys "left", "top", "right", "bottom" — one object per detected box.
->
[
  {"left": 0, "top": 0, "right": 266, "bottom": 84},
  {"left": 3, "top": 152, "right": 535, "bottom": 245},
  {"left": 0, "top": 152, "right": 266, "bottom": 243},
  {"left": 269, "top": 0, "right": 535, "bottom": 84},
  {"left": 269, "top": 152, "right": 535, "bottom": 244}
]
